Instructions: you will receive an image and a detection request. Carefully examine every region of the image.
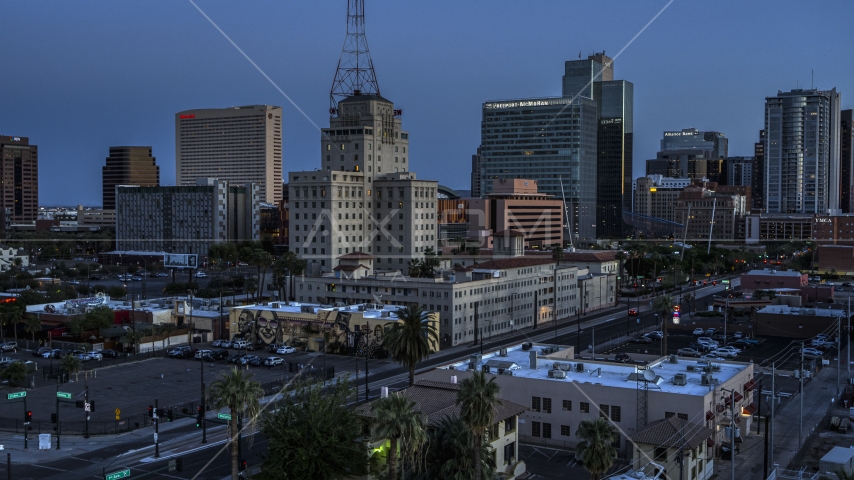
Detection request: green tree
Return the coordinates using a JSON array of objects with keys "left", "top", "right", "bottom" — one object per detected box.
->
[
  {"left": 278, "top": 250, "right": 306, "bottom": 301},
  {"left": 84, "top": 305, "right": 114, "bottom": 331},
  {"left": 0, "top": 300, "right": 25, "bottom": 344},
  {"left": 421, "top": 247, "right": 440, "bottom": 277},
  {"left": 1, "top": 361, "right": 27, "bottom": 387},
  {"left": 107, "top": 286, "right": 127, "bottom": 299},
  {"left": 652, "top": 294, "right": 674, "bottom": 355},
  {"left": 575, "top": 417, "right": 617, "bottom": 480},
  {"left": 457, "top": 371, "right": 501, "bottom": 480},
  {"left": 419, "top": 415, "right": 495, "bottom": 480},
  {"left": 258, "top": 379, "right": 367, "bottom": 480},
  {"left": 121, "top": 328, "right": 144, "bottom": 354},
  {"left": 551, "top": 244, "right": 564, "bottom": 265},
  {"left": 209, "top": 367, "right": 264, "bottom": 480},
  {"left": 372, "top": 392, "right": 427, "bottom": 480},
  {"left": 60, "top": 354, "right": 81, "bottom": 376},
  {"left": 382, "top": 305, "right": 438, "bottom": 386},
  {"left": 24, "top": 315, "right": 42, "bottom": 341},
  {"left": 407, "top": 259, "right": 423, "bottom": 278}
]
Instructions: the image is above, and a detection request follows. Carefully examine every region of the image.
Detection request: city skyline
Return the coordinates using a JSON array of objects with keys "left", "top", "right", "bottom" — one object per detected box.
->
[{"left": 3, "top": 1, "right": 853, "bottom": 205}]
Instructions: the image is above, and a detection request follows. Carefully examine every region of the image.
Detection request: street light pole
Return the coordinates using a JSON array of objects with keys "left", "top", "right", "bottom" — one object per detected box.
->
[{"left": 201, "top": 356, "right": 207, "bottom": 443}]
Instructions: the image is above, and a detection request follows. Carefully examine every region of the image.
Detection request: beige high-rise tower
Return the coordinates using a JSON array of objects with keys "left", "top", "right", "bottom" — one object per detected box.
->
[{"left": 175, "top": 105, "right": 282, "bottom": 203}]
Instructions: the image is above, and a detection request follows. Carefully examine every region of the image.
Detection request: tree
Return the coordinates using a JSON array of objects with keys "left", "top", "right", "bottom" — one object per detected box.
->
[
  {"left": 158, "top": 323, "right": 176, "bottom": 350},
  {"left": 551, "top": 244, "right": 564, "bottom": 265},
  {"left": 120, "top": 328, "right": 144, "bottom": 354},
  {"left": 382, "top": 305, "right": 438, "bottom": 386},
  {"left": 457, "top": 371, "right": 501, "bottom": 480},
  {"left": 258, "top": 379, "right": 367, "bottom": 480},
  {"left": 419, "top": 415, "right": 496, "bottom": 480},
  {"left": 254, "top": 250, "right": 274, "bottom": 301},
  {"left": 1, "top": 361, "right": 27, "bottom": 387},
  {"left": 575, "top": 417, "right": 617, "bottom": 480},
  {"left": 208, "top": 367, "right": 264, "bottom": 480},
  {"left": 407, "top": 259, "right": 423, "bottom": 278},
  {"left": 84, "top": 305, "right": 114, "bottom": 331},
  {"left": 24, "top": 315, "right": 41, "bottom": 341},
  {"left": 372, "top": 393, "right": 427, "bottom": 480},
  {"left": 60, "top": 354, "right": 81, "bottom": 376},
  {"left": 0, "top": 300, "right": 24, "bottom": 344},
  {"left": 107, "top": 286, "right": 127, "bottom": 299},
  {"left": 422, "top": 247, "right": 440, "bottom": 277},
  {"left": 652, "top": 294, "right": 674, "bottom": 355},
  {"left": 683, "top": 293, "right": 695, "bottom": 316},
  {"left": 277, "top": 250, "right": 306, "bottom": 301}
]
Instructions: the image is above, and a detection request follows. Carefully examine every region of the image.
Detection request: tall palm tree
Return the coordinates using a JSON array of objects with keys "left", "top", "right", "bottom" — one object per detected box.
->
[
  {"left": 1, "top": 361, "right": 27, "bottom": 387},
  {"left": 208, "top": 367, "right": 264, "bottom": 480},
  {"left": 254, "top": 250, "right": 274, "bottom": 302},
  {"left": 457, "top": 371, "right": 501, "bottom": 480},
  {"left": 421, "top": 415, "right": 496, "bottom": 480},
  {"left": 652, "top": 294, "right": 674, "bottom": 355},
  {"left": 575, "top": 417, "right": 617, "bottom": 480},
  {"left": 60, "top": 354, "right": 81, "bottom": 376},
  {"left": 382, "top": 305, "right": 438, "bottom": 386},
  {"left": 24, "top": 316, "right": 41, "bottom": 342},
  {"left": 551, "top": 244, "right": 564, "bottom": 265},
  {"left": 371, "top": 393, "right": 427, "bottom": 480}
]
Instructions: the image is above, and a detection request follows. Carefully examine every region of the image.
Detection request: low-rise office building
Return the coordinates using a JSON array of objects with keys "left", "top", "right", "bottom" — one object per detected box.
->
[
  {"left": 417, "top": 343, "right": 755, "bottom": 460},
  {"left": 740, "top": 268, "right": 807, "bottom": 290},
  {"left": 754, "top": 305, "right": 844, "bottom": 339}
]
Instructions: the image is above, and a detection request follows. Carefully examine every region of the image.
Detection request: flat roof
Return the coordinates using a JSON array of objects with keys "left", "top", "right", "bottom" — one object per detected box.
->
[
  {"left": 234, "top": 302, "right": 412, "bottom": 320},
  {"left": 756, "top": 305, "right": 845, "bottom": 317},
  {"left": 743, "top": 269, "right": 804, "bottom": 277},
  {"left": 440, "top": 344, "right": 751, "bottom": 397}
]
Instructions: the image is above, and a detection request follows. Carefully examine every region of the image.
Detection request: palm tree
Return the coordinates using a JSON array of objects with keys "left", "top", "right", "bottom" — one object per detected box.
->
[
  {"left": 1, "top": 361, "right": 27, "bottom": 387},
  {"left": 382, "top": 305, "right": 438, "bottom": 386},
  {"left": 121, "top": 329, "right": 144, "bottom": 354},
  {"left": 421, "top": 415, "right": 496, "bottom": 480},
  {"left": 24, "top": 316, "right": 42, "bottom": 342},
  {"left": 407, "top": 259, "right": 423, "bottom": 278},
  {"left": 60, "top": 354, "right": 81, "bottom": 376},
  {"left": 208, "top": 367, "right": 264, "bottom": 480},
  {"left": 457, "top": 371, "right": 501, "bottom": 480},
  {"left": 371, "top": 393, "right": 427, "bottom": 480},
  {"left": 575, "top": 417, "right": 618, "bottom": 480},
  {"left": 652, "top": 294, "right": 674, "bottom": 355},
  {"left": 551, "top": 244, "right": 564, "bottom": 265},
  {"left": 254, "top": 250, "right": 274, "bottom": 301}
]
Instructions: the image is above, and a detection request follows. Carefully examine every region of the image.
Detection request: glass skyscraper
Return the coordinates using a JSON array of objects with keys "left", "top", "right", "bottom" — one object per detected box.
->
[
  {"left": 478, "top": 97, "right": 598, "bottom": 241},
  {"left": 764, "top": 88, "right": 841, "bottom": 214},
  {"left": 660, "top": 128, "right": 728, "bottom": 158}
]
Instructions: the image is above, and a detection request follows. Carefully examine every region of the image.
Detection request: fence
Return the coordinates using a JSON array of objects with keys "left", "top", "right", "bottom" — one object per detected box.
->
[{"left": 39, "top": 348, "right": 170, "bottom": 382}]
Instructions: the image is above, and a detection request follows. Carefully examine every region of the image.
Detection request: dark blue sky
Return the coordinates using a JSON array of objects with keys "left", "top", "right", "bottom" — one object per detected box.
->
[{"left": 3, "top": 1, "right": 853, "bottom": 206}]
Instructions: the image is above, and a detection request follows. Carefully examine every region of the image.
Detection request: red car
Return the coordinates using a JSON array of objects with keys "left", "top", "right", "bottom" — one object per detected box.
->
[{"left": 628, "top": 309, "right": 638, "bottom": 316}]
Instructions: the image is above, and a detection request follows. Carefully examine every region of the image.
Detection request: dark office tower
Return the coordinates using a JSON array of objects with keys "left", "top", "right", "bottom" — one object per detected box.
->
[
  {"left": 764, "top": 88, "right": 841, "bottom": 214},
  {"left": 102, "top": 147, "right": 160, "bottom": 210},
  {"left": 562, "top": 52, "right": 633, "bottom": 239},
  {"left": 841, "top": 110, "right": 854, "bottom": 213},
  {"left": 0, "top": 136, "right": 38, "bottom": 223},
  {"left": 752, "top": 130, "right": 766, "bottom": 212},
  {"left": 660, "top": 129, "right": 728, "bottom": 158},
  {"left": 471, "top": 148, "right": 482, "bottom": 198}
]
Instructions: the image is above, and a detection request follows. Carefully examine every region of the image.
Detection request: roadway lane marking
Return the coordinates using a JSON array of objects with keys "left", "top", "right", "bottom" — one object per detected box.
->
[
  {"left": 24, "top": 464, "right": 67, "bottom": 472},
  {"left": 139, "top": 438, "right": 228, "bottom": 463}
]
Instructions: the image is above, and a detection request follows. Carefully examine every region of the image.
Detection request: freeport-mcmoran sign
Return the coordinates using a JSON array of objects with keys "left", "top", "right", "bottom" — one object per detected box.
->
[{"left": 484, "top": 98, "right": 573, "bottom": 109}]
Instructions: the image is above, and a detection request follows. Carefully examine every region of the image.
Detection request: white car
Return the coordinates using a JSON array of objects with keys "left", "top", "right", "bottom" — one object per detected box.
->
[
  {"left": 711, "top": 349, "right": 737, "bottom": 359},
  {"left": 89, "top": 352, "right": 103, "bottom": 361},
  {"left": 692, "top": 328, "right": 705, "bottom": 336},
  {"left": 732, "top": 331, "right": 744, "bottom": 339},
  {"left": 700, "top": 353, "right": 720, "bottom": 360},
  {"left": 67, "top": 280, "right": 80, "bottom": 285},
  {"left": 232, "top": 340, "right": 251, "bottom": 349},
  {"left": 717, "top": 346, "right": 741, "bottom": 355},
  {"left": 194, "top": 271, "right": 208, "bottom": 278},
  {"left": 276, "top": 346, "right": 297, "bottom": 355}
]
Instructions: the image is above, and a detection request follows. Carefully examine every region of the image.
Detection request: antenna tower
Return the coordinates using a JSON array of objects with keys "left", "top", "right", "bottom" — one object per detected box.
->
[{"left": 329, "top": 0, "right": 380, "bottom": 114}]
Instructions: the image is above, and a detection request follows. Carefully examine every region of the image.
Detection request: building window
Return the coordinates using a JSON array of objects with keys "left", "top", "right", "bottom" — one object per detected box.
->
[
  {"left": 542, "top": 398, "right": 552, "bottom": 414},
  {"left": 542, "top": 423, "right": 552, "bottom": 439},
  {"left": 503, "top": 442, "right": 516, "bottom": 464},
  {"left": 665, "top": 412, "right": 675, "bottom": 419},
  {"left": 560, "top": 425, "right": 571, "bottom": 436},
  {"left": 531, "top": 397, "right": 540, "bottom": 412},
  {"left": 580, "top": 402, "right": 590, "bottom": 413},
  {"left": 504, "top": 416, "right": 516, "bottom": 433},
  {"left": 654, "top": 447, "right": 668, "bottom": 462},
  {"left": 599, "top": 404, "right": 610, "bottom": 420},
  {"left": 531, "top": 421, "right": 541, "bottom": 437},
  {"left": 562, "top": 400, "right": 572, "bottom": 411},
  {"left": 611, "top": 406, "right": 621, "bottom": 423},
  {"left": 677, "top": 413, "right": 688, "bottom": 421}
]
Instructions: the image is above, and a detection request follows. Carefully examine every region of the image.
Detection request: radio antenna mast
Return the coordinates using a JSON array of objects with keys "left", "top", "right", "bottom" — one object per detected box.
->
[{"left": 329, "top": 0, "right": 380, "bottom": 114}]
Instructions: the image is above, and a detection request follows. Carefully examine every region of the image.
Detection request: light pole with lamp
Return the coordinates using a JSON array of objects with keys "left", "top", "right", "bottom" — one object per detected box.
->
[
  {"left": 720, "top": 387, "right": 738, "bottom": 480},
  {"left": 187, "top": 290, "right": 196, "bottom": 346}
]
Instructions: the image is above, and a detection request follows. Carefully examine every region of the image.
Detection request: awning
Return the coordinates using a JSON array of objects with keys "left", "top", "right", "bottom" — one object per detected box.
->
[
  {"left": 734, "top": 391, "right": 744, "bottom": 402},
  {"left": 742, "top": 403, "right": 756, "bottom": 415},
  {"left": 706, "top": 410, "right": 715, "bottom": 421},
  {"left": 744, "top": 379, "right": 757, "bottom": 392}
]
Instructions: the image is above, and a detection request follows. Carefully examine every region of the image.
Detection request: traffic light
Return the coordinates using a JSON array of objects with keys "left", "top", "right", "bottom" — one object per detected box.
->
[
  {"left": 175, "top": 457, "right": 183, "bottom": 473},
  {"left": 25, "top": 411, "right": 32, "bottom": 423},
  {"left": 240, "top": 459, "right": 247, "bottom": 472},
  {"left": 148, "top": 405, "right": 153, "bottom": 418},
  {"left": 196, "top": 406, "right": 202, "bottom": 427},
  {"left": 166, "top": 410, "right": 174, "bottom": 422}
]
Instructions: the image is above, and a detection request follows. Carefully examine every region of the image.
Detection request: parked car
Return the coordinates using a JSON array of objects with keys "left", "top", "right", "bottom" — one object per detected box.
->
[
  {"left": 67, "top": 280, "right": 80, "bottom": 285},
  {"left": 843, "top": 282, "right": 852, "bottom": 287},
  {"left": 89, "top": 275, "right": 102, "bottom": 280},
  {"left": 628, "top": 309, "right": 638, "bottom": 316},
  {"left": 211, "top": 339, "right": 225, "bottom": 348},
  {"left": 0, "top": 342, "right": 18, "bottom": 352},
  {"left": 263, "top": 356, "right": 284, "bottom": 367},
  {"left": 644, "top": 331, "right": 664, "bottom": 340},
  {"left": 222, "top": 340, "right": 235, "bottom": 349},
  {"left": 690, "top": 343, "right": 714, "bottom": 353},
  {"left": 731, "top": 339, "right": 754, "bottom": 349},
  {"left": 276, "top": 346, "right": 297, "bottom": 355},
  {"left": 205, "top": 350, "right": 229, "bottom": 361},
  {"left": 613, "top": 353, "right": 633, "bottom": 363},
  {"left": 711, "top": 349, "right": 737, "bottom": 359},
  {"left": 89, "top": 352, "right": 103, "bottom": 361},
  {"left": 194, "top": 350, "right": 212, "bottom": 360},
  {"left": 717, "top": 346, "right": 741, "bottom": 355},
  {"left": 74, "top": 353, "right": 91, "bottom": 362},
  {"left": 169, "top": 346, "right": 192, "bottom": 358},
  {"left": 697, "top": 337, "right": 719, "bottom": 347},
  {"left": 100, "top": 349, "right": 118, "bottom": 358},
  {"left": 241, "top": 355, "right": 261, "bottom": 366},
  {"left": 801, "top": 348, "right": 823, "bottom": 359},
  {"left": 245, "top": 343, "right": 261, "bottom": 351},
  {"left": 228, "top": 354, "right": 247, "bottom": 364},
  {"left": 705, "top": 328, "right": 717, "bottom": 336},
  {"left": 0, "top": 357, "right": 13, "bottom": 366},
  {"left": 630, "top": 336, "right": 652, "bottom": 344},
  {"left": 131, "top": 276, "right": 143, "bottom": 281},
  {"left": 267, "top": 343, "right": 282, "bottom": 353},
  {"left": 238, "top": 262, "right": 248, "bottom": 267},
  {"left": 194, "top": 271, "right": 208, "bottom": 278},
  {"left": 233, "top": 340, "right": 251, "bottom": 349},
  {"left": 700, "top": 353, "right": 720, "bottom": 360},
  {"left": 677, "top": 348, "right": 702, "bottom": 357},
  {"left": 34, "top": 347, "right": 52, "bottom": 357},
  {"left": 42, "top": 349, "right": 62, "bottom": 358},
  {"left": 157, "top": 272, "right": 169, "bottom": 277},
  {"left": 732, "top": 331, "right": 744, "bottom": 339},
  {"left": 692, "top": 328, "right": 705, "bottom": 336}
]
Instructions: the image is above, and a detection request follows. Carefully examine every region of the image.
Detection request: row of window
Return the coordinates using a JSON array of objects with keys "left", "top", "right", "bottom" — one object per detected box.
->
[{"left": 532, "top": 397, "right": 621, "bottom": 422}]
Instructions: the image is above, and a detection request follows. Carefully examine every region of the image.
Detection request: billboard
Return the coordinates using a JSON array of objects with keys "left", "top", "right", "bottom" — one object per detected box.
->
[{"left": 163, "top": 254, "right": 198, "bottom": 269}]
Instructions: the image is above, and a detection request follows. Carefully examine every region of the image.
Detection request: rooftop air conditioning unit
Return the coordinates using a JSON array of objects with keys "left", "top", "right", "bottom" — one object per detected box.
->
[
  {"left": 701, "top": 374, "right": 715, "bottom": 386},
  {"left": 358, "top": 305, "right": 365, "bottom": 311},
  {"left": 576, "top": 363, "right": 584, "bottom": 372},
  {"left": 521, "top": 342, "right": 533, "bottom": 351},
  {"left": 470, "top": 354, "right": 482, "bottom": 365},
  {"left": 553, "top": 370, "right": 567, "bottom": 379},
  {"left": 548, "top": 369, "right": 555, "bottom": 378},
  {"left": 500, "top": 348, "right": 508, "bottom": 357},
  {"left": 687, "top": 365, "right": 696, "bottom": 372},
  {"left": 673, "top": 373, "right": 688, "bottom": 386},
  {"left": 381, "top": 311, "right": 391, "bottom": 318},
  {"left": 271, "top": 302, "right": 280, "bottom": 308},
  {"left": 669, "top": 354, "right": 679, "bottom": 364},
  {"left": 711, "top": 365, "right": 721, "bottom": 372}
]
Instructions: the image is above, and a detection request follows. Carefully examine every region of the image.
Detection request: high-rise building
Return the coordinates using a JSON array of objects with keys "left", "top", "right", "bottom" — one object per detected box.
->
[
  {"left": 102, "top": 146, "right": 160, "bottom": 210},
  {"left": 841, "top": 110, "right": 854, "bottom": 213},
  {"left": 724, "top": 157, "right": 754, "bottom": 187},
  {"left": 470, "top": 148, "right": 482, "bottom": 198},
  {"left": 764, "top": 88, "right": 841, "bottom": 214},
  {"left": 175, "top": 105, "right": 282, "bottom": 204},
  {"left": 477, "top": 96, "right": 598, "bottom": 241},
  {"left": 116, "top": 178, "right": 260, "bottom": 256},
  {"left": 0, "top": 135, "right": 38, "bottom": 223},
  {"left": 562, "top": 52, "right": 633, "bottom": 239},
  {"left": 288, "top": 94, "right": 438, "bottom": 274},
  {"left": 660, "top": 128, "right": 728, "bottom": 158},
  {"left": 752, "top": 130, "right": 766, "bottom": 212}
]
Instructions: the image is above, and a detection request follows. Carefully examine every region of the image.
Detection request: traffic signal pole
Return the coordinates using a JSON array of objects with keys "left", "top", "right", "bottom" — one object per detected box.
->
[
  {"left": 55, "top": 386, "right": 60, "bottom": 450},
  {"left": 154, "top": 399, "right": 160, "bottom": 458},
  {"left": 23, "top": 396, "right": 28, "bottom": 450}
]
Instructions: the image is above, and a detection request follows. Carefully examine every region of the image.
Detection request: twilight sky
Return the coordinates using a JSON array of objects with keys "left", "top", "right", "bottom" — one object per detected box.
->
[{"left": 3, "top": 1, "right": 853, "bottom": 206}]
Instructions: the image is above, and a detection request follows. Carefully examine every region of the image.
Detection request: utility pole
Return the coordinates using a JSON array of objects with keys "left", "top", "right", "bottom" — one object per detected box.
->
[
  {"left": 201, "top": 358, "right": 207, "bottom": 444},
  {"left": 771, "top": 363, "right": 775, "bottom": 470},
  {"left": 799, "top": 341, "right": 804, "bottom": 447},
  {"left": 84, "top": 377, "right": 89, "bottom": 439},
  {"left": 154, "top": 398, "right": 160, "bottom": 458},
  {"left": 849, "top": 296, "right": 851, "bottom": 382},
  {"left": 839, "top": 313, "right": 842, "bottom": 396}
]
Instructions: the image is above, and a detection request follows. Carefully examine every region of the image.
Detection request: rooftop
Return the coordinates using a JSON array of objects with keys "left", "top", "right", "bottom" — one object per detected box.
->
[
  {"left": 743, "top": 269, "right": 805, "bottom": 277},
  {"left": 756, "top": 305, "right": 846, "bottom": 317},
  {"left": 232, "top": 301, "right": 416, "bottom": 320},
  {"left": 439, "top": 343, "right": 751, "bottom": 397},
  {"left": 631, "top": 416, "right": 713, "bottom": 450}
]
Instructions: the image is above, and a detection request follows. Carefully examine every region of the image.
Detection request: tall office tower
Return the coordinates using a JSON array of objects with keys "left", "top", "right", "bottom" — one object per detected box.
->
[
  {"left": 116, "top": 179, "right": 260, "bottom": 256},
  {"left": 752, "top": 130, "right": 766, "bottom": 212},
  {"left": 764, "top": 88, "right": 841, "bottom": 214},
  {"left": 841, "top": 110, "right": 854, "bottom": 213},
  {"left": 102, "top": 146, "right": 160, "bottom": 210},
  {"left": 0, "top": 136, "right": 38, "bottom": 223},
  {"left": 724, "top": 157, "right": 754, "bottom": 187},
  {"left": 175, "top": 105, "right": 283, "bottom": 204},
  {"left": 561, "top": 52, "right": 633, "bottom": 239},
  {"left": 470, "top": 148, "right": 482, "bottom": 198},
  {"left": 660, "top": 128, "right": 728, "bottom": 158},
  {"left": 478, "top": 97, "right": 598, "bottom": 242}
]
